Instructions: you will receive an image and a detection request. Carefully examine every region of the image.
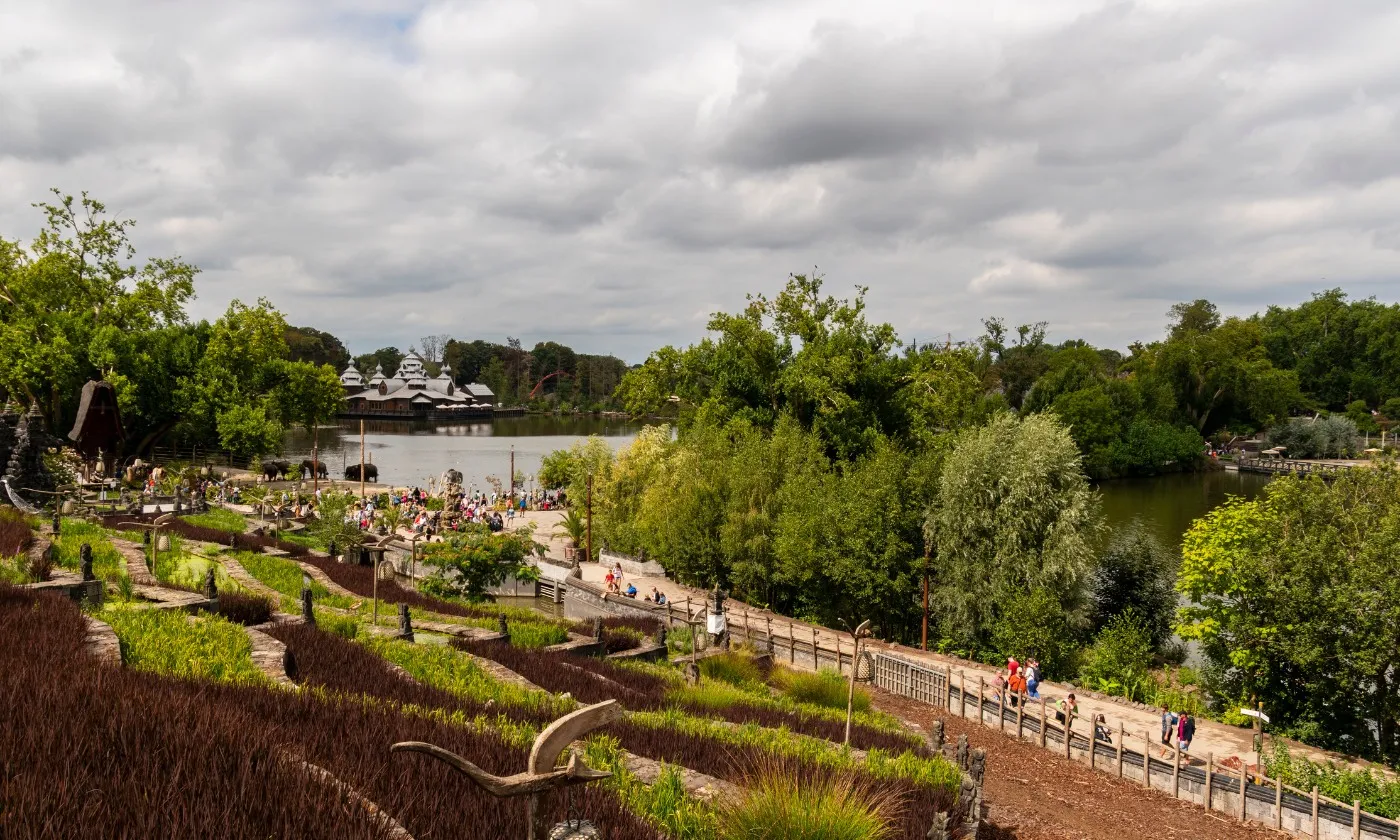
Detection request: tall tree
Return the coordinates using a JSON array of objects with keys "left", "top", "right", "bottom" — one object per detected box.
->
[
  {"left": 927, "top": 412, "right": 1102, "bottom": 651},
  {"left": 1178, "top": 468, "right": 1400, "bottom": 762}
]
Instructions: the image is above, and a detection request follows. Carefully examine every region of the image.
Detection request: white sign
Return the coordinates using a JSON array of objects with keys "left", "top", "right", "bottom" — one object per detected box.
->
[
  {"left": 1240, "top": 708, "right": 1271, "bottom": 723},
  {"left": 706, "top": 613, "right": 727, "bottom": 636}
]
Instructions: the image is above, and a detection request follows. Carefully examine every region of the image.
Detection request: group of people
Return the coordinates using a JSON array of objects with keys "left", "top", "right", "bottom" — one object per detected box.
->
[
  {"left": 603, "top": 562, "right": 668, "bottom": 604},
  {"left": 1160, "top": 707, "right": 1197, "bottom": 763}
]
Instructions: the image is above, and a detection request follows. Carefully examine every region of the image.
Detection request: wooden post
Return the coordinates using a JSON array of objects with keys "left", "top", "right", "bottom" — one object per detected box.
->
[
  {"left": 1116, "top": 723, "right": 1124, "bottom": 778},
  {"left": 997, "top": 685, "right": 1005, "bottom": 733},
  {"left": 1064, "top": 711, "right": 1072, "bottom": 760},
  {"left": 1143, "top": 730, "right": 1152, "bottom": 789},
  {"left": 1172, "top": 740, "right": 1181, "bottom": 799},
  {"left": 1274, "top": 775, "right": 1283, "bottom": 831},
  {"left": 1240, "top": 764, "right": 1248, "bottom": 821},
  {"left": 959, "top": 671, "right": 967, "bottom": 719},
  {"left": 1037, "top": 700, "right": 1046, "bottom": 748},
  {"left": 1353, "top": 800, "right": 1362, "bottom": 840},
  {"left": 812, "top": 628, "right": 819, "bottom": 670},
  {"left": 765, "top": 616, "right": 771, "bottom": 651},
  {"left": 1312, "top": 786, "right": 1319, "bottom": 839},
  {"left": 1205, "top": 754, "right": 1213, "bottom": 811},
  {"left": 788, "top": 622, "right": 795, "bottom": 663},
  {"left": 1089, "top": 725, "right": 1096, "bottom": 771},
  {"left": 835, "top": 635, "right": 842, "bottom": 675},
  {"left": 585, "top": 473, "right": 593, "bottom": 563},
  {"left": 977, "top": 676, "right": 985, "bottom": 726},
  {"left": 1016, "top": 695, "right": 1024, "bottom": 740}
]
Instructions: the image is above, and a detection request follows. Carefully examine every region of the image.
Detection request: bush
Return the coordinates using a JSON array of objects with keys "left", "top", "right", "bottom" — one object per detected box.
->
[
  {"left": 773, "top": 668, "right": 869, "bottom": 714},
  {"left": 718, "top": 757, "right": 903, "bottom": 840},
  {"left": 215, "top": 591, "right": 274, "bottom": 626},
  {"left": 1265, "top": 743, "right": 1400, "bottom": 819},
  {"left": 1090, "top": 523, "right": 1177, "bottom": 650},
  {"left": 1266, "top": 415, "right": 1361, "bottom": 458},
  {"left": 698, "top": 651, "right": 763, "bottom": 686},
  {"left": 990, "top": 588, "right": 1080, "bottom": 680},
  {"left": 1079, "top": 611, "right": 1154, "bottom": 701}
]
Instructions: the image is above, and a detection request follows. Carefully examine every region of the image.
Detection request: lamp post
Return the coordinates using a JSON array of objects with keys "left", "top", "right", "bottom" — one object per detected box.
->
[{"left": 845, "top": 619, "right": 872, "bottom": 747}]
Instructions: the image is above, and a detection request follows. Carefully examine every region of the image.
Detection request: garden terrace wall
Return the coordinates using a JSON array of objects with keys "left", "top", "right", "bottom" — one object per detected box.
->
[
  {"left": 100, "top": 513, "right": 310, "bottom": 556},
  {"left": 0, "top": 584, "right": 663, "bottom": 840}
]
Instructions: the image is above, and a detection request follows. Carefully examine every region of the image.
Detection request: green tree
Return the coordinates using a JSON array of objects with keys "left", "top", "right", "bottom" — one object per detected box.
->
[
  {"left": 419, "top": 526, "right": 541, "bottom": 602},
  {"left": 273, "top": 361, "right": 345, "bottom": 435},
  {"left": 0, "top": 190, "right": 196, "bottom": 436},
  {"left": 1177, "top": 468, "right": 1400, "bottom": 762},
  {"left": 927, "top": 412, "right": 1102, "bottom": 650},
  {"left": 353, "top": 347, "right": 403, "bottom": 378},
  {"left": 990, "top": 587, "right": 1079, "bottom": 680},
  {"left": 1079, "top": 610, "right": 1155, "bottom": 699},
  {"left": 1090, "top": 522, "right": 1177, "bottom": 650},
  {"left": 285, "top": 326, "right": 350, "bottom": 370},
  {"left": 183, "top": 298, "right": 291, "bottom": 458}
]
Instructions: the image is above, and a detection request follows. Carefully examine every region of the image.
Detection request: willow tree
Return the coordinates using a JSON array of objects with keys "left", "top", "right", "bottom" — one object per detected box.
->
[{"left": 927, "top": 412, "right": 1102, "bottom": 658}]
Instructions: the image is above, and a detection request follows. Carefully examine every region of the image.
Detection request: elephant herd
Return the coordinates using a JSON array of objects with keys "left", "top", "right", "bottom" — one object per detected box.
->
[{"left": 260, "top": 459, "right": 332, "bottom": 481}]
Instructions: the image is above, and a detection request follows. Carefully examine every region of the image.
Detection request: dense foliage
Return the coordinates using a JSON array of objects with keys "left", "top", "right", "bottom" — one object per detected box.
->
[
  {"left": 1177, "top": 466, "right": 1400, "bottom": 763},
  {"left": 417, "top": 524, "right": 540, "bottom": 602}
]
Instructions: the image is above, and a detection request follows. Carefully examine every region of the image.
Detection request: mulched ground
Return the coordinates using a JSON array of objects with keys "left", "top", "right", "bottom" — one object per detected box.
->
[{"left": 871, "top": 687, "right": 1280, "bottom": 840}]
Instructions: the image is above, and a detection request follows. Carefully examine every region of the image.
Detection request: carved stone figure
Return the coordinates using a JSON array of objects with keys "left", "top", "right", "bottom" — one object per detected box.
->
[
  {"left": 80, "top": 543, "right": 94, "bottom": 582},
  {"left": 4, "top": 403, "right": 57, "bottom": 501}
]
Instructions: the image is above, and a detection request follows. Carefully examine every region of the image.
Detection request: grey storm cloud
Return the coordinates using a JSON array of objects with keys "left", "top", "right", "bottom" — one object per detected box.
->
[{"left": 1, "top": 0, "right": 1398, "bottom": 361}]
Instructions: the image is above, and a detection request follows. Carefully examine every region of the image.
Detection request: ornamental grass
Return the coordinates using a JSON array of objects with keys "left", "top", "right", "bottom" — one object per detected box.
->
[
  {"left": 0, "top": 585, "right": 664, "bottom": 839},
  {"left": 0, "top": 506, "right": 32, "bottom": 557},
  {"left": 104, "top": 606, "right": 265, "bottom": 684},
  {"left": 773, "top": 666, "right": 872, "bottom": 714},
  {"left": 214, "top": 590, "right": 275, "bottom": 626},
  {"left": 718, "top": 755, "right": 905, "bottom": 840}
]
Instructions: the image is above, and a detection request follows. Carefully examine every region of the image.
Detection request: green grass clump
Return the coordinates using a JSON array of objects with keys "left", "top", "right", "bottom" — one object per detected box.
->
[
  {"left": 698, "top": 651, "right": 764, "bottom": 686},
  {"left": 719, "top": 759, "right": 901, "bottom": 840},
  {"left": 180, "top": 508, "right": 249, "bottom": 534},
  {"left": 584, "top": 735, "right": 719, "bottom": 840},
  {"left": 234, "top": 551, "right": 356, "bottom": 610},
  {"left": 105, "top": 607, "right": 264, "bottom": 684},
  {"left": 773, "top": 667, "right": 870, "bottom": 714},
  {"left": 508, "top": 621, "right": 571, "bottom": 649},
  {"left": 54, "top": 520, "right": 129, "bottom": 581},
  {"left": 669, "top": 678, "right": 906, "bottom": 736},
  {"left": 153, "top": 538, "right": 239, "bottom": 593},
  {"left": 363, "top": 636, "right": 568, "bottom": 718}
]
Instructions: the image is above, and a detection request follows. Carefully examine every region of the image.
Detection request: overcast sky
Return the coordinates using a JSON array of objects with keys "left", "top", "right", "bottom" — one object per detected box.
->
[{"left": 3, "top": 0, "right": 1399, "bottom": 362}]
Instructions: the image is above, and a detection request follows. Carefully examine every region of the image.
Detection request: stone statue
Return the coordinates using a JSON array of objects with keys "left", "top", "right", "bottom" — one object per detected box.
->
[
  {"left": 398, "top": 603, "right": 414, "bottom": 642},
  {"left": 592, "top": 616, "right": 604, "bottom": 642},
  {"left": 956, "top": 734, "right": 969, "bottom": 769},
  {"left": 929, "top": 720, "right": 945, "bottom": 754},
  {"left": 654, "top": 624, "right": 667, "bottom": 647},
  {"left": 3, "top": 403, "right": 57, "bottom": 501},
  {"left": 80, "top": 543, "right": 94, "bottom": 582},
  {"left": 301, "top": 588, "right": 315, "bottom": 625},
  {"left": 926, "top": 811, "right": 951, "bottom": 840},
  {"left": 497, "top": 613, "right": 510, "bottom": 638},
  {"left": 204, "top": 567, "right": 219, "bottom": 601},
  {"left": 283, "top": 649, "right": 299, "bottom": 683}
]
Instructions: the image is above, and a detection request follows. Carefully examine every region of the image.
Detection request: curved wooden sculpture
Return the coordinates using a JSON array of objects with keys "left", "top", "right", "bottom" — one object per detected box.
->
[{"left": 392, "top": 699, "right": 623, "bottom": 840}]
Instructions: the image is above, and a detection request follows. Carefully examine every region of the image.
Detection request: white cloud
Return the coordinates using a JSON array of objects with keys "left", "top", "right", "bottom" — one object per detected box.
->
[{"left": 1, "top": 0, "right": 1398, "bottom": 361}]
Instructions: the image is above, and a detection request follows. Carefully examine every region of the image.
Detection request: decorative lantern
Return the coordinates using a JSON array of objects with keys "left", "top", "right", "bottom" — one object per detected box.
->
[{"left": 855, "top": 649, "right": 876, "bottom": 682}]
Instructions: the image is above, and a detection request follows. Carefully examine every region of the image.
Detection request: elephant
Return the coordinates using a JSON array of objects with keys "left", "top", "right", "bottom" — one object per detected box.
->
[
  {"left": 299, "top": 459, "right": 329, "bottom": 479},
  {"left": 345, "top": 463, "right": 379, "bottom": 482},
  {"left": 262, "top": 460, "right": 291, "bottom": 481}
]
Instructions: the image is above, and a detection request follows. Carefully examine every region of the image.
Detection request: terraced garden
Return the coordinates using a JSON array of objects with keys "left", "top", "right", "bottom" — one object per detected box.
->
[{"left": 1, "top": 505, "right": 980, "bottom": 839}]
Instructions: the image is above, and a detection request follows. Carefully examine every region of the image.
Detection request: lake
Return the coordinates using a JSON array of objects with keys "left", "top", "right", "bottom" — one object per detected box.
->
[
  {"left": 281, "top": 415, "right": 645, "bottom": 491},
  {"left": 286, "top": 417, "right": 1269, "bottom": 552}
]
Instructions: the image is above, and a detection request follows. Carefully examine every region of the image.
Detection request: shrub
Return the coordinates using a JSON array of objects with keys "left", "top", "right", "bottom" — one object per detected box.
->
[
  {"left": 719, "top": 757, "right": 904, "bottom": 840},
  {"left": 1264, "top": 743, "right": 1400, "bottom": 819},
  {"left": 990, "top": 587, "right": 1080, "bottom": 680},
  {"left": 1090, "top": 522, "right": 1177, "bottom": 650},
  {"left": 697, "top": 651, "right": 764, "bottom": 686},
  {"left": 1079, "top": 610, "right": 1154, "bottom": 701},
  {"left": 215, "top": 591, "right": 274, "bottom": 626},
  {"left": 773, "top": 667, "right": 869, "bottom": 714},
  {"left": 0, "top": 506, "right": 34, "bottom": 556}
]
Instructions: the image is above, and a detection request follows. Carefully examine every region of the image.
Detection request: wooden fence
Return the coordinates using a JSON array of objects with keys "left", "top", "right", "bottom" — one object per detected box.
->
[
  {"left": 1236, "top": 456, "right": 1352, "bottom": 478},
  {"left": 641, "top": 599, "right": 1399, "bottom": 840}
]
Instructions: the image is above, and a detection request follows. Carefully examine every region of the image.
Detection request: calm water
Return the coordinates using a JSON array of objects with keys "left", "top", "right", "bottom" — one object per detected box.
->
[
  {"left": 1096, "top": 469, "right": 1272, "bottom": 552},
  {"left": 282, "top": 415, "right": 644, "bottom": 490}
]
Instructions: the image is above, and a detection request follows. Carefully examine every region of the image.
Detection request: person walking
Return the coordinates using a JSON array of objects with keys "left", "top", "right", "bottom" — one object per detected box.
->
[
  {"left": 1160, "top": 705, "right": 1178, "bottom": 758},
  {"left": 1025, "top": 659, "right": 1041, "bottom": 699},
  {"left": 1177, "top": 712, "right": 1195, "bottom": 764}
]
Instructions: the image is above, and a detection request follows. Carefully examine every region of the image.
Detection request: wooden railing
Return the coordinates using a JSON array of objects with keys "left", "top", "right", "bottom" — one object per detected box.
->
[{"left": 1236, "top": 456, "right": 1352, "bottom": 478}]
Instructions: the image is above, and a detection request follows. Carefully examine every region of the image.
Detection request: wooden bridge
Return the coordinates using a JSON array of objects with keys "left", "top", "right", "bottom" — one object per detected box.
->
[{"left": 1234, "top": 456, "right": 1353, "bottom": 478}]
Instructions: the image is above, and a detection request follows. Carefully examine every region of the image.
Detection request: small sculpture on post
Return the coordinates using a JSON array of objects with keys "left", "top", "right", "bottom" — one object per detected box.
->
[
  {"left": 654, "top": 624, "right": 667, "bottom": 648},
  {"left": 80, "top": 543, "right": 94, "bottom": 583},
  {"left": 956, "top": 734, "right": 969, "bottom": 769},
  {"left": 498, "top": 612, "right": 510, "bottom": 642},
  {"left": 301, "top": 586, "right": 315, "bottom": 625},
  {"left": 204, "top": 566, "right": 219, "bottom": 601},
  {"left": 392, "top": 700, "right": 622, "bottom": 840},
  {"left": 398, "top": 603, "right": 414, "bottom": 642},
  {"left": 591, "top": 616, "right": 603, "bottom": 642},
  {"left": 52, "top": 512, "right": 61, "bottom": 535},
  {"left": 929, "top": 719, "right": 945, "bottom": 754}
]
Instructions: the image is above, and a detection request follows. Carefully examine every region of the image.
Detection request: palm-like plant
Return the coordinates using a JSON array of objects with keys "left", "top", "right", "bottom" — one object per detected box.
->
[{"left": 554, "top": 507, "right": 587, "bottom": 549}]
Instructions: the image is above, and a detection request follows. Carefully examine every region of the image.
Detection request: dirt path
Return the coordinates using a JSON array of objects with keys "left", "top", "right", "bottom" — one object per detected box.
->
[{"left": 873, "top": 687, "right": 1278, "bottom": 840}]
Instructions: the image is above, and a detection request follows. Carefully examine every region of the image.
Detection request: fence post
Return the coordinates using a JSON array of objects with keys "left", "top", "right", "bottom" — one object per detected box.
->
[
  {"left": 945, "top": 665, "right": 952, "bottom": 710},
  {"left": 1064, "top": 713, "right": 1072, "bottom": 760},
  {"left": 1143, "top": 731, "right": 1152, "bottom": 789},
  {"left": 788, "top": 623, "right": 795, "bottom": 663},
  {"left": 1089, "top": 726, "right": 1097, "bottom": 771},
  {"left": 1273, "top": 775, "right": 1283, "bottom": 831},
  {"left": 812, "top": 628, "right": 819, "bottom": 670},
  {"left": 1204, "top": 754, "right": 1213, "bottom": 811},
  {"left": 1354, "top": 800, "right": 1362, "bottom": 840},
  {"left": 1172, "top": 741, "right": 1181, "bottom": 798},
  {"left": 1312, "top": 786, "right": 1319, "bottom": 839},
  {"left": 742, "top": 609, "right": 750, "bottom": 645},
  {"left": 1240, "top": 764, "right": 1248, "bottom": 821},
  {"left": 1116, "top": 723, "right": 1124, "bottom": 778},
  {"left": 1017, "top": 696, "right": 1025, "bottom": 740},
  {"left": 1038, "top": 701, "right": 1046, "bottom": 748},
  {"left": 960, "top": 671, "right": 967, "bottom": 719},
  {"left": 977, "top": 676, "right": 985, "bottom": 726},
  {"left": 997, "top": 686, "right": 1005, "bottom": 733},
  {"left": 835, "top": 635, "right": 842, "bottom": 675}
]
